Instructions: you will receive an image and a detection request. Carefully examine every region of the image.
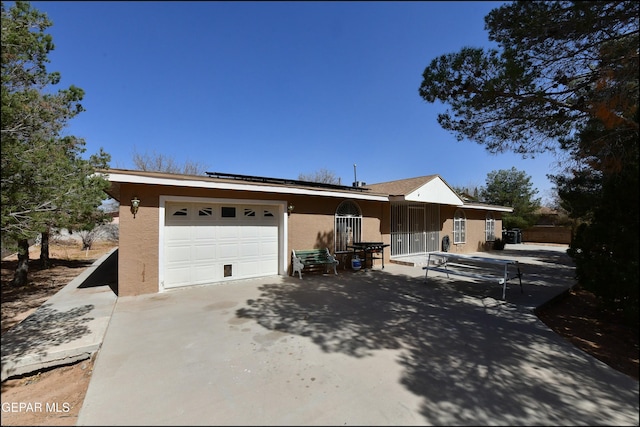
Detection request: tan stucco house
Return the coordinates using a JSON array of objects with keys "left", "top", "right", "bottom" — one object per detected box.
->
[{"left": 102, "top": 169, "right": 512, "bottom": 296}]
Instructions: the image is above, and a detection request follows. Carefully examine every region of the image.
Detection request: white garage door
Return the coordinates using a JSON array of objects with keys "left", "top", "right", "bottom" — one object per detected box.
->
[{"left": 163, "top": 202, "right": 279, "bottom": 289}]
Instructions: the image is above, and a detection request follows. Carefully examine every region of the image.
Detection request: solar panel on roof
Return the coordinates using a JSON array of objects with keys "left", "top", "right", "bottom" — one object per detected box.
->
[{"left": 204, "top": 171, "right": 370, "bottom": 192}]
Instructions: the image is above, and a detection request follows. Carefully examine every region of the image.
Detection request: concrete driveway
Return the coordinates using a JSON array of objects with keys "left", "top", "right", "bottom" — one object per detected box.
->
[{"left": 77, "top": 246, "right": 639, "bottom": 425}]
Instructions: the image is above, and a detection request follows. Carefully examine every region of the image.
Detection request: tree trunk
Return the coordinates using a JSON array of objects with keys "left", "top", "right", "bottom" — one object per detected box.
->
[
  {"left": 40, "top": 230, "right": 51, "bottom": 269},
  {"left": 11, "top": 239, "right": 30, "bottom": 286}
]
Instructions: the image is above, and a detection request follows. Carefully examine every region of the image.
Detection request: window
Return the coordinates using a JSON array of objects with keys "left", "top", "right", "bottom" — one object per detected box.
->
[
  {"left": 485, "top": 213, "right": 496, "bottom": 242},
  {"left": 453, "top": 209, "right": 466, "bottom": 244},
  {"left": 172, "top": 207, "right": 188, "bottom": 216},
  {"left": 221, "top": 206, "right": 236, "bottom": 218},
  {"left": 334, "top": 200, "right": 362, "bottom": 252},
  {"left": 198, "top": 207, "right": 213, "bottom": 217}
]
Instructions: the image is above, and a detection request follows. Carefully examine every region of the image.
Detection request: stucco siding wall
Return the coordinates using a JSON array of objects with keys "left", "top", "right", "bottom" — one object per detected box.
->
[
  {"left": 287, "top": 194, "right": 343, "bottom": 253},
  {"left": 440, "top": 206, "right": 503, "bottom": 254},
  {"left": 360, "top": 200, "right": 387, "bottom": 241},
  {"left": 465, "top": 210, "right": 494, "bottom": 252},
  {"left": 288, "top": 212, "right": 335, "bottom": 252},
  {"left": 118, "top": 184, "right": 160, "bottom": 296},
  {"left": 116, "top": 183, "right": 390, "bottom": 295},
  {"left": 287, "top": 197, "right": 388, "bottom": 265}
]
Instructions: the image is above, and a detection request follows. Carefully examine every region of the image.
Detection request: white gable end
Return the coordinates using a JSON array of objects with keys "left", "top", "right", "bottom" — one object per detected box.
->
[{"left": 404, "top": 177, "right": 463, "bottom": 205}]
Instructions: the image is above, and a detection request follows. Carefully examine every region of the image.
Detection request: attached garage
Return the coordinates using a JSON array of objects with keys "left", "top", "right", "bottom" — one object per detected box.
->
[{"left": 160, "top": 197, "right": 284, "bottom": 290}]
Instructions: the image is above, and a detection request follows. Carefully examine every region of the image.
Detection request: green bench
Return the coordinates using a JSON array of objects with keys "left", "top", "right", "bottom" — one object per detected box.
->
[{"left": 291, "top": 248, "right": 339, "bottom": 279}]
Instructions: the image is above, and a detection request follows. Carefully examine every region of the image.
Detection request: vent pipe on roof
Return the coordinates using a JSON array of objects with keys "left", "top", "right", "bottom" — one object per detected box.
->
[{"left": 352, "top": 163, "right": 366, "bottom": 187}]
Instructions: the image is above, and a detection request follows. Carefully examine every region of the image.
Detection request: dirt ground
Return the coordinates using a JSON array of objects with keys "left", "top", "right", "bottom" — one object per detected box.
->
[
  {"left": 1, "top": 241, "right": 638, "bottom": 426},
  {"left": 1, "top": 240, "right": 114, "bottom": 426}
]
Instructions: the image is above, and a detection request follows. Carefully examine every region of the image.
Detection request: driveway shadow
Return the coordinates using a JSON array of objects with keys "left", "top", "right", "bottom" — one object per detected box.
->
[{"left": 236, "top": 253, "right": 639, "bottom": 425}]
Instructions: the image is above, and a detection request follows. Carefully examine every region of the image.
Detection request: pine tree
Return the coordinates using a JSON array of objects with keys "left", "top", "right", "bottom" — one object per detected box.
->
[{"left": 1, "top": 1, "right": 111, "bottom": 285}]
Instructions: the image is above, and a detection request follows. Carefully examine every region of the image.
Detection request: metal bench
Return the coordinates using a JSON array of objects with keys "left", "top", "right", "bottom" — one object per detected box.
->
[{"left": 291, "top": 248, "right": 339, "bottom": 279}]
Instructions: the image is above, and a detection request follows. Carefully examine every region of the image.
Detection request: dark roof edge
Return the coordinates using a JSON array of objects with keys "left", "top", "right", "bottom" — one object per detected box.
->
[{"left": 205, "top": 171, "right": 370, "bottom": 192}]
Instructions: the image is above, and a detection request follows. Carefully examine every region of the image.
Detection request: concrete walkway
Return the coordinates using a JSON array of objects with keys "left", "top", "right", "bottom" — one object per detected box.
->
[{"left": 1, "top": 248, "right": 118, "bottom": 381}]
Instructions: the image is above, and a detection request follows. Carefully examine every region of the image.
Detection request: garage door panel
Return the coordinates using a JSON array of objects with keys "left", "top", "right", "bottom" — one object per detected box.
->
[
  {"left": 260, "top": 259, "right": 278, "bottom": 273},
  {"left": 239, "top": 225, "right": 276, "bottom": 238},
  {"left": 239, "top": 226, "right": 257, "bottom": 238},
  {"left": 193, "top": 246, "right": 216, "bottom": 261},
  {"left": 237, "top": 262, "right": 277, "bottom": 278},
  {"left": 165, "top": 222, "right": 191, "bottom": 234},
  {"left": 164, "top": 202, "right": 280, "bottom": 289},
  {"left": 165, "top": 235, "right": 192, "bottom": 248},
  {"left": 240, "top": 241, "right": 261, "bottom": 257},
  {"left": 239, "top": 261, "right": 260, "bottom": 276},
  {"left": 217, "top": 242, "right": 239, "bottom": 260},
  {"left": 164, "top": 265, "right": 192, "bottom": 287},
  {"left": 193, "top": 264, "right": 220, "bottom": 284},
  {"left": 258, "top": 225, "right": 278, "bottom": 237},
  {"left": 217, "top": 226, "right": 239, "bottom": 239},
  {"left": 260, "top": 240, "right": 278, "bottom": 254},
  {"left": 195, "top": 226, "right": 217, "bottom": 239},
  {"left": 165, "top": 244, "right": 192, "bottom": 262}
]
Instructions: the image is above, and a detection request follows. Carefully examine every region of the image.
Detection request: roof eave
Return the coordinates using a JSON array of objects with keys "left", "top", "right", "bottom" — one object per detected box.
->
[
  {"left": 459, "top": 203, "right": 514, "bottom": 212},
  {"left": 101, "top": 170, "right": 389, "bottom": 202}
]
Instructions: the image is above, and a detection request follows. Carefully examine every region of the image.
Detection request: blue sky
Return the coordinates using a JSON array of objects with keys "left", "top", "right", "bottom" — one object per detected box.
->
[{"left": 30, "top": 1, "right": 562, "bottom": 204}]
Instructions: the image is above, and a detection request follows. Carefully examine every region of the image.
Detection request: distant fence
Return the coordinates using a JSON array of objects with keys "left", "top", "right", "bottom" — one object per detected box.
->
[{"left": 522, "top": 226, "right": 572, "bottom": 245}]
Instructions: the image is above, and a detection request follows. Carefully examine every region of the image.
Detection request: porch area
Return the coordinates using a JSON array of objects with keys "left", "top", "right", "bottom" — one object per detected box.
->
[{"left": 390, "top": 253, "right": 431, "bottom": 267}]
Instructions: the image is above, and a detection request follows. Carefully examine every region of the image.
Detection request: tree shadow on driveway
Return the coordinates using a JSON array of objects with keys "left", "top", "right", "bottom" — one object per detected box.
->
[{"left": 236, "top": 256, "right": 639, "bottom": 425}]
